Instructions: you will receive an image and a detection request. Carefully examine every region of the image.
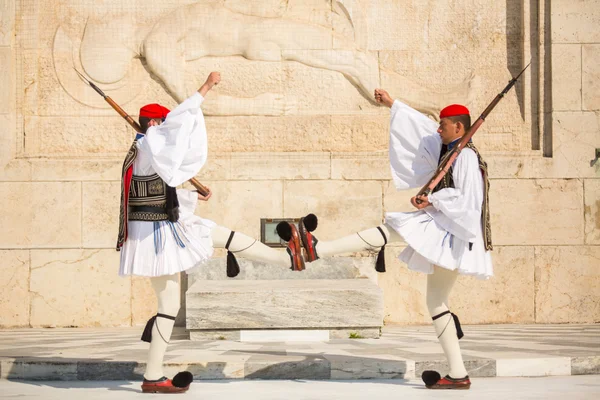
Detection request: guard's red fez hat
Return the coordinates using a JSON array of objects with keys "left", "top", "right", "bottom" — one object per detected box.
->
[
  {"left": 439, "top": 104, "right": 470, "bottom": 119},
  {"left": 139, "top": 104, "right": 170, "bottom": 119}
]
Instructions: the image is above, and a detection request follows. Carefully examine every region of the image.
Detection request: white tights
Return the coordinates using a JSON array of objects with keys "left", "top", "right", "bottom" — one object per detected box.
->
[
  {"left": 143, "top": 225, "right": 291, "bottom": 380},
  {"left": 315, "top": 224, "right": 468, "bottom": 379}
]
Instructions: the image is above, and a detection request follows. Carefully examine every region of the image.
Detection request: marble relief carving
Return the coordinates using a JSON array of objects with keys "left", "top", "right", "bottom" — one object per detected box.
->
[{"left": 53, "top": 0, "right": 475, "bottom": 117}]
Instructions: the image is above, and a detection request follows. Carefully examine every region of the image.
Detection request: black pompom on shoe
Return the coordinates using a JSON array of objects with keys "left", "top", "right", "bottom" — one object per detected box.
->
[
  {"left": 172, "top": 371, "right": 193, "bottom": 388},
  {"left": 421, "top": 370, "right": 441, "bottom": 386},
  {"left": 302, "top": 214, "right": 318, "bottom": 232},
  {"left": 276, "top": 221, "right": 292, "bottom": 241}
]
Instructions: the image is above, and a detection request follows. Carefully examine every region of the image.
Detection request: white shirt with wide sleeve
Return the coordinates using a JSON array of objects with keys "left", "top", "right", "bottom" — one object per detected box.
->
[
  {"left": 384, "top": 100, "right": 493, "bottom": 279},
  {"left": 119, "top": 92, "right": 216, "bottom": 277}
]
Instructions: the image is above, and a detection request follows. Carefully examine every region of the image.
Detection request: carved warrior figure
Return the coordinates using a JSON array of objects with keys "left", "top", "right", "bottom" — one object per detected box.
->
[
  {"left": 117, "top": 72, "right": 307, "bottom": 394},
  {"left": 77, "top": 1, "right": 475, "bottom": 117},
  {"left": 277, "top": 89, "right": 494, "bottom": 390}
]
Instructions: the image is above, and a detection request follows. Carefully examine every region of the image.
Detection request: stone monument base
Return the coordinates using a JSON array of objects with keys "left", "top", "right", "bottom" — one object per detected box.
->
[{"left": 186, "top": 279, "right": 383, "bottom": 341}]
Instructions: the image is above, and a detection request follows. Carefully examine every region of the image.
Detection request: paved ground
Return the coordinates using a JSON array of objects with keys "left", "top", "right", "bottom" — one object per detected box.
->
[
  {"left": 1, "top": 376, "right": 599, "bottom": 400},
  {"left": 1, "top": 324, "right": 599, "bottom": 380}
]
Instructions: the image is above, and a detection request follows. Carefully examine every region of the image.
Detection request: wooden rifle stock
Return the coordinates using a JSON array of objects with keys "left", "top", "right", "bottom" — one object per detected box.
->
[
  {"left": 75, "top": 69, "right": 210, "bottom": 196},
  {"left": 416, "top": 64, "right": 530, "bottom": 203}
]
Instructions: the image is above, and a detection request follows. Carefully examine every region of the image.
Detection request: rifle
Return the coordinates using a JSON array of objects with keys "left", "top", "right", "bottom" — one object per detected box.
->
[
  {"left": 416, "top": 63, "right": 530, "bottom": 203},
  {"left": 74, "top": 69, "right": 210, "bottom": 196}
]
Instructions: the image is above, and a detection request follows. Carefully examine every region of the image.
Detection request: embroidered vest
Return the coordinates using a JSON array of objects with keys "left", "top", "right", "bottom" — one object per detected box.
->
[
  {"left": 432, "top": 142, "right": 493, "bottom": 251},
  {"left": 116, "top": 139, "right": 179, "bottom": 250},
  {"left": 128, "top": 174, "right": 170, "bottom": 221}
]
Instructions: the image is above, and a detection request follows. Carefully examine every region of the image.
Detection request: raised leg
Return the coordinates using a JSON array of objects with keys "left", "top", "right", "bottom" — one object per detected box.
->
[
  {"left": 211, "top": 225, "right": 291, "bottom": 268},
  {"left": 315, "top": 224, "right": 402, "bottom": 257}
]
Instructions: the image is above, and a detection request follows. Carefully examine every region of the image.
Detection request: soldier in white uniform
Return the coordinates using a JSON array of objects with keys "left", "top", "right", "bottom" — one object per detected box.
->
[
  {"left": 278, "top": 88, "right": 493, "bottom": 390},
  {"left": 116, "top": 72, "right": 304, "bottom": 393}
]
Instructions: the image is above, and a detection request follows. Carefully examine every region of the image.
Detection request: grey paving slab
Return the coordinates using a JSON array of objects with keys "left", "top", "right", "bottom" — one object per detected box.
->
[{"left": 0, "top": 324, "right": 598, "bottom": 381}]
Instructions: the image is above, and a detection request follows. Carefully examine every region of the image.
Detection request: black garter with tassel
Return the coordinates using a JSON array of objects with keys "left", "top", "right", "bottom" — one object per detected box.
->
[
  {"left": 141, "top": 313, "right": 177, "bottom": 343},
  {"left": 432, "top": 310, "right": 464, "bottom": 339},
  {"left": 375, "top": 227, "right": 388, "bottom": 273},
  {"left": 225, "top": 231, "right": 240, "bottom": 278}
]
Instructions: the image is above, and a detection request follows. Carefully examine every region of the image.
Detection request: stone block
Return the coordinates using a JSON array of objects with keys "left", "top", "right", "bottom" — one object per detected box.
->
[
  {"left": 490, "top": 179, "right": 584, "bottom": 245},
  {"left": 496, "top": 357, "right": 571, "bottom": 377},
  {"left": 82, "top": 181, "right": 120, "bottom": 248},
  {"left": 0, "top": 182, "right": 82, "bottom": 248},
  {"left": 186, "top": 279, "right": 383, "bottom": 330},
  {"left": 552, "top": 0, "right": 600, "bottom": 43},
  {"left": 23, "top": 116, "right": 132, "bottom": 157},
  {"left": 0, "top": 250, "right": 30, "bottom": 327},
  {"left": 0, "top": 0, "right": 15, "bottom": 46},
  {"left": 552, "top": 44, "right": 581, "bottom": 111},
  {"left": 328, "top": 355, "right": 411, "bottom": 379},
  {"left": 534, "top": 246, "right": 600, "bottom": 323},
  {"left": 131, "top": 277, "right": 157, "bottom": 326},
  {"left": 205, "top": 115, "right": 332, "bottom": 152},
  {"left": 30, "top": 160, "right": 121, "bottom": 182},
  {"left": 0, "top": 159, "right": 32, "bottom": 182},
  {"left": 194, "top": 154, "right": 231, "bottom": 181},
  {"left": 283, "top": 181, "right": 383, "bottom": 241},
  {"left": 584, "top": 179, "right": 600, "bottom": 245},
  {"left": 230, "top": 152, "right": 331, "bottom": 180},
  {"left": 331, "top": 151, "right": 390, "bottom": 180},
  {"left": 572, "top": 356, "right": 600, "bottom": 375},
  {"left": 380, "top": 246, "right": 536, "bottom": 325},
  {"left": 486, "top": 118, "right": 600, "bottom": 180},
  {"left": 29, "top": 250, "right": 130, "bottom": 327},
  {"left": 451, "top": 246, "right": 535, "bottom": 324},
  {"left": 1, "top": 359, "right": 77, "bottom": 380},
  {"left": 582, "top": 44, "right": 600, "bottom": 110},
  {"left": 377, "top": 246, "right": 429, "bottom": 325},
  {"left": 0, "top": 47, "right": 11, "bottom": 114},
  {"left": 383, "top": 181, "right": 421, "bottom": 214},
  {"left": 330, "top": 115, "right": 389, "bottom": 152},
  {"left": 0, "top": 113, "right": 15, "bottom": 170},
  {"left": 76, "top": 361, "right": 140, "bottom": 381},
  {"left": 550, "top": 112, "right": 600, "bottom": 178},
  {"left": 244, "top": 357, "right": 330, "bottom": 380},
  {"left": 197, "top": 180, "right": 283, "bottom": 239},
  {"left": 188, "top": 256, "right": 375, "bottom": 284}
]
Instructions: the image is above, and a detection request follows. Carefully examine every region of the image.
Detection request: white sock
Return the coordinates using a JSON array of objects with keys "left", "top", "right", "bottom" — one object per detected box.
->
[
  {"left": 211, "top": 225, "right": 291, "bottom": 268},
  {"left": 144, "top": 274, "right": 180, "bottom": 381},
  {"left": 315, "top": 224, "right": 400, "bottom": 257},
  {"left": 426, "top": 266, "right": 468, "bottom": 379}
]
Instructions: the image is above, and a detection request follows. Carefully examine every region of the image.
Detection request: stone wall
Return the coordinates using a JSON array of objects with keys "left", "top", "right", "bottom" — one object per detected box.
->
[{"left": 0, "top": 0, "right": 598, "bottom": 328}]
